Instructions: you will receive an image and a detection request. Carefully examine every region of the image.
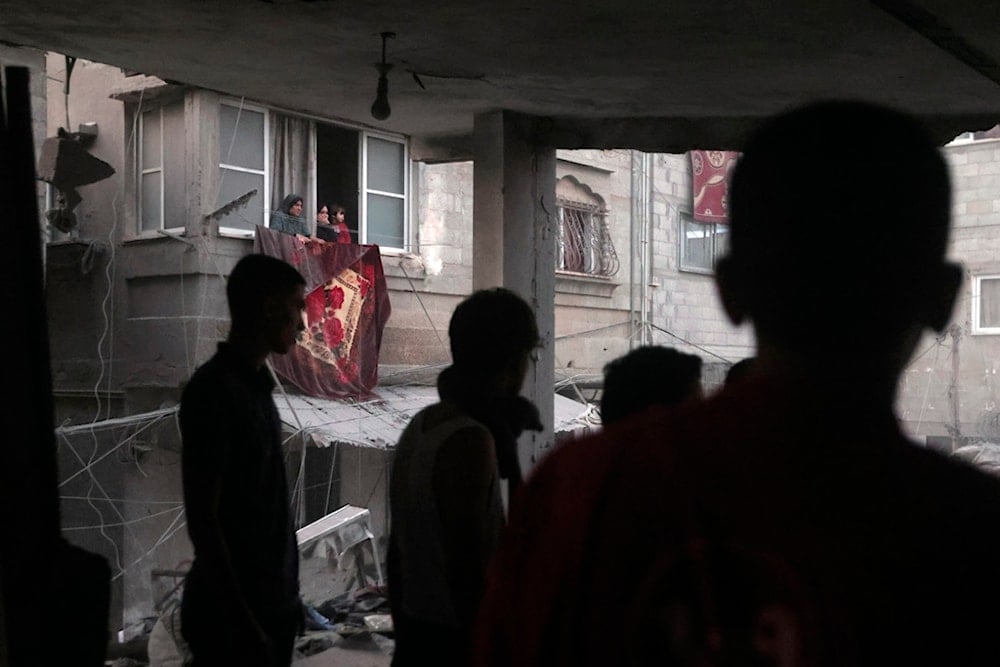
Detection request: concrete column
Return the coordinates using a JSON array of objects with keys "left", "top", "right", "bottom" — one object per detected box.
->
[
  {"left": 185, "top": 90, "right": 219, "bottom": 237},
  {"left": 473, "top": 110, "right": 557, "bottom": 470}
]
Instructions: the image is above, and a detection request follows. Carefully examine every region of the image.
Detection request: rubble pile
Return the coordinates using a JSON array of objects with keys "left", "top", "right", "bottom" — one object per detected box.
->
[{"left": 295, "top": 585, "right": 394, "bottom": 659}]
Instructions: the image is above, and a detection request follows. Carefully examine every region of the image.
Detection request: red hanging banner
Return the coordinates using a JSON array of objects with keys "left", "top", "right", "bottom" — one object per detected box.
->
[
  {"left": 254, "top": 226, "right": 391, "bottom": 399},
  {"left": 690, "top": 150, "right": 738, "bottom": 223}
]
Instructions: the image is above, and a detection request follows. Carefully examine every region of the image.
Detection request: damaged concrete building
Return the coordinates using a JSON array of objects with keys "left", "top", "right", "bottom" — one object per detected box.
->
[
  {"left": 4, "top": 0, "right": 1000, "bottom": 660},
  {"left": 9, "top": 48, "right": 760, "bottom": 633}
]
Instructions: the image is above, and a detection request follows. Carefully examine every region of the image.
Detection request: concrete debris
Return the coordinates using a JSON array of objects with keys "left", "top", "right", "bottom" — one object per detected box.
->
[
  {"left": 294, "top": 631, "right": 341, "bottom": 658},
  {"left": 363, "top": 615, "right": 393, "bottom": 633}
]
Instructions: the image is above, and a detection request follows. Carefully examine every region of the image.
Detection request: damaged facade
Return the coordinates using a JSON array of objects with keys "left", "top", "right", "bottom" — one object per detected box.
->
[
  {"left": 14, "top": 42, "right": 1000, "bottom": 647},
  {"left": 35, "top": 51, "right": 753, "bottom": 635}
]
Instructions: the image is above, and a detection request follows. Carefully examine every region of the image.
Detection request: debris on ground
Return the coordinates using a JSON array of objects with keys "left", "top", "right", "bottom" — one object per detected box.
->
[{"left": 293, "top": 584, "right": 394, "bottom": 658}]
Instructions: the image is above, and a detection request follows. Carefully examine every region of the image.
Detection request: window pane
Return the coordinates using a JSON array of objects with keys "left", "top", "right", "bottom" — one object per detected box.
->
[
  {"left": 713, "top": 223, "right": 730, "bottom": 262},
  {"left": 140, "top": 173, "right": 162, "bottom": 232},
  {"left": 367, "top": 137, "right": 404, "bottom": 194},
  {"left": 141, "top": 110, "right": 160, "bottom": 170},
  {"left": 558, "top": 207, "right": 587, "bottom": 272},
  {"left": 366, "top": 193, "right": 404, "bottom": 248},
  {"left": 162, "top": 103, "right": 185, "bottom": 229},
  {"left": 216, "top": 168, "right": 265, "bottom": 231},
  {"left": 981, "top": 279, "right": 1000, "bottom": 329},
  {"left": 682, "top": 218, "right": 712, "bottom": 270},
  {"left": 220, "top": 105, "right": 265, "bottom": 170}
]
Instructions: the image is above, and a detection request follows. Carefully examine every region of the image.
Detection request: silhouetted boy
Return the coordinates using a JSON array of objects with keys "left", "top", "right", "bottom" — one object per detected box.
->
[
  {"left": 478, "top": 101, "right": 1000, "bottom": 665},
  {"left": 180, "top": 254, "right": 306, "bottom": 667},
  {"left": 600, "top": 345, "right": 702, "bottom": 425}
]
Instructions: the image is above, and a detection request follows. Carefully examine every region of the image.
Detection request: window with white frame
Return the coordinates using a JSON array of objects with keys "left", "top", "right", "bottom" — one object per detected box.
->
[
  {"left": 679, "top": 211, "right": 729, "bottom": 273},
  {"left": 362, "top": 134, "right": 408, "bottom": 250},
  {"left": 137, "top": 102, "right": 184, "bottom": 233},
  {"left": 972, "top": 275, "right": 1000, "bottom": 334},
  {"left": 216, "top": 103, "right": 408, "bottom": 247},
  {"left": 217, "top": 101, "right": 269, "bottom": 235}
]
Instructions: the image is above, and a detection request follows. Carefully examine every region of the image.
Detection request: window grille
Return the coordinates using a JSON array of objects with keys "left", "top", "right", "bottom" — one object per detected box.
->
[{"left": 556, "top": 200, "right": 619, "bottom": 277}]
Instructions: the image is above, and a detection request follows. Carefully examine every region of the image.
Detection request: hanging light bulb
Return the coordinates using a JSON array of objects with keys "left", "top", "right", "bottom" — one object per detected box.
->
[
  {"left": 371, "top": 32, "right": 395, "bottom": 121},
  {"left": 371, "top": 65, "right": 391, "bottom": 120}
]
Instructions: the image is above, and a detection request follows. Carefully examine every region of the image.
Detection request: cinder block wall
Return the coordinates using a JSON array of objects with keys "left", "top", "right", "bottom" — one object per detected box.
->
[{"left": 898, "top": 139, "right": 1000, "bottom": 442}]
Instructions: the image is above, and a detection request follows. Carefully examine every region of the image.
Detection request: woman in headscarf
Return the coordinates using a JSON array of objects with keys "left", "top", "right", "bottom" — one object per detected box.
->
[{"left": 269, "top": 194, "right": 309, "bottom": 237}]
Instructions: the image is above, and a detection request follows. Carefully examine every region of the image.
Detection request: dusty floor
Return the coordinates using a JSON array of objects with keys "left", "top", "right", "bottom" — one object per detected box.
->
[
  {"left": 293, "top": 645, "right": 391, "bottom": 667},
  {"left": 292, "top": 636, "right": 391, "bottom": 667}
]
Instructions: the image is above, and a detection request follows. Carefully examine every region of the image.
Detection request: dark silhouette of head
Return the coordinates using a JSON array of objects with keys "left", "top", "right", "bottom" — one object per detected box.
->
[
  {"left": 316, "top": 202, "right": 330, "bottom": 223},
  {"left": 600, "top": 346, "right": 703, "bottom": 425},
  {"left": 448, "top": 288, "right": 539, "bottom": 386},
  {"left": 227, "top": 254, "right": 306, "bottom": 336},
  {"left": 725, "top": 357, "right": 756, "bottom": 387},
  {"left": 716, "top": 101, "right": 961, "bottom": 387}
]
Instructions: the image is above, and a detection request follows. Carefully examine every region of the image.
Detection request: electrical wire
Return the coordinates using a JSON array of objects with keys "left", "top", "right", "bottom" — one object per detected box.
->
[
  {"left": 913, "top": 341, "right": 946, "bottom": 434},
  {"left": 110, "top": 508, "right": 187, "bottom": 583},
  {"left": 58, "top": 411, "right": 173, "bottom": 487},
  {"left": 66, "top": 85, "right": 145, "bottom": 579},
  {"left": 61, "top": 503, "right": 185, "bottom": 531},
  {"left": 399, "top": 263, "right": 448, "bottom": 354},
  {"left": 648, "top": 322, "right": 735, "bottom": 364},
  {"left": 60, "top": 496, "right": 182, "bottom": 505}
]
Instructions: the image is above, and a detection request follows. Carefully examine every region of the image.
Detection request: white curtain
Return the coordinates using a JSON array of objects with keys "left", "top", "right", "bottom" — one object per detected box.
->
[{"left": 270, "top": 112, "right": 316, "bottom": 232}]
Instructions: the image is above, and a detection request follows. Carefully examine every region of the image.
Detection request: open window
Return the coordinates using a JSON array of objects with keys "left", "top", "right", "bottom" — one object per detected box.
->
[{"left": 213, "top": 101, "right": 408, "bottom": 248}]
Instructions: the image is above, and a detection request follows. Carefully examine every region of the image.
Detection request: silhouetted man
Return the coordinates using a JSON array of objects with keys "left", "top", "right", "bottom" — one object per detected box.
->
[
  {"left": 477, "top": 101, "right": 1000, "bottom": 665},
  {"left": 180, "top": 254, "right": 306, "bottom": 666}
]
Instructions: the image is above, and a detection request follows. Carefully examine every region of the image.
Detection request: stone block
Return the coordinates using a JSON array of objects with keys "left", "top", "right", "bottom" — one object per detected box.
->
[
  {"left": 969, "top": 149, "right": 995, "bottom": 163},
  {"left": 968, "top": 200, "right": 993, "bottom": 215},
  {"left": 954, "top": 163, "right": 981, "bottom": 178},
  {"left": 947, "top": 151, "right": 969, "bottom": 165},
  {"left": 978, "top": 161, "right": 1000, "bottom": 175}
]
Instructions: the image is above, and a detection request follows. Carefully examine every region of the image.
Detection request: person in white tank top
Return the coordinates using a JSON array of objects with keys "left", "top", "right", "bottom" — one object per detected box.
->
[{"left": 388, "top": 288, "right": 542, "bottom": 666}]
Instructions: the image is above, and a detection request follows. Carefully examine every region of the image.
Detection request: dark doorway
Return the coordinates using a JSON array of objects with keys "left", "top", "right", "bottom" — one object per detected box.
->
[{"left": 316, "top": 123, "right": 360, "bottom": 243}]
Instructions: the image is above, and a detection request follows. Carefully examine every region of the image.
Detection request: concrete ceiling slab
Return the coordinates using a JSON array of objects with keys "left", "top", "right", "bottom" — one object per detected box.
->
[{"left": 2, "top": 0, "right": 1000, "bottom": 151}]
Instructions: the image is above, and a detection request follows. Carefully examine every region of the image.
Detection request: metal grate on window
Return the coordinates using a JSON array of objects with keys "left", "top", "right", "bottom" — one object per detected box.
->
[{"left": 556, "top": 201, "right": 619, "bottom": 277}]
